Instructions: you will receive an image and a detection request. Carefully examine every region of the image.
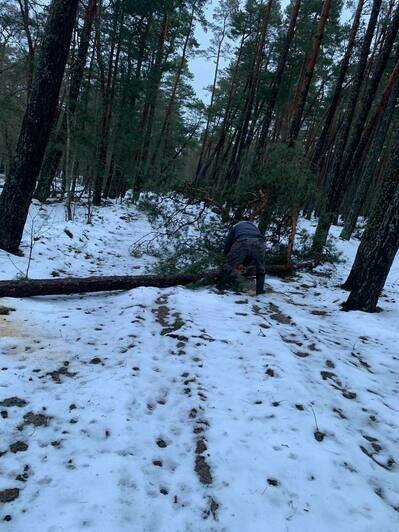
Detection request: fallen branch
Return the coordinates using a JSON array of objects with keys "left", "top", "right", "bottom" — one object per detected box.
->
[{"left": 0, "top": 261, "right": 316, "bottom": 298}]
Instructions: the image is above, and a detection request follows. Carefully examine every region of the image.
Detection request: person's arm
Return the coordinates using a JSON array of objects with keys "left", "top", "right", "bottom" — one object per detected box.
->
[{"left": 224, "top": 226, "right": 235, "bottom": 255}]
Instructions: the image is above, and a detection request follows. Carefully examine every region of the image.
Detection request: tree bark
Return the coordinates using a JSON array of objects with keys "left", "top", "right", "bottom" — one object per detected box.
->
[
  {"left": 342, "top": 148, "right": 399, "bottom": 312},
  {"left": 92, "top": 0, "right": 124, "bottom": 206},
  {"left": 0, "top": 262, "right": 317, "bottom": 298},
  {"left": 224, "top": 0, "right": 274, "bottom": 187},
  {"left": 195, "top": 12, "right": 228, "bottom": 180},
  {"left": 312, "top": 0, "right": 383, "bottom": 254},
  {"left": 340, "top": 76, "right": 399, "bottom": 240},
  {"left": 152, "top": 1, "right": 197, "bottom": 170},
  {"left": 256, "top": 0, "right": 302, "bottom": 153},
  {"left": 287, "top": 0, "right": 332, "bottom": 144},
  {"left": 34, "top": 0, "right": 98, "bottom": 203},
  {"left": 311, "top": 0, "right": 364, "bottom": 170},
  {"left": 0, "top": 0, "right": 80, "bottom": 254},
  {"left": 17, "top": 0, "right": 35, "bottom": 100},
  {"left": 342, "top": 130, "right": 399, "bottom": 307},
  {"left": 338, "top": 2, "right": 399, "bottom": 189}
]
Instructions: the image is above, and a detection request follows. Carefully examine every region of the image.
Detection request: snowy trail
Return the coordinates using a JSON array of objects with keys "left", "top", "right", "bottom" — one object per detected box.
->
[{"left": 0, "top": 201, "right": 398, "bottom": 531}]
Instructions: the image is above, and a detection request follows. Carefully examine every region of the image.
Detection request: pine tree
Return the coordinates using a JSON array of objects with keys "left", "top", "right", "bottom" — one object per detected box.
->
[
  {"left": 0, "top": 0, "right": 79, "bottom": 253},
  {"left": 343, "top": 131, "right": 399, "bottom": 312}
]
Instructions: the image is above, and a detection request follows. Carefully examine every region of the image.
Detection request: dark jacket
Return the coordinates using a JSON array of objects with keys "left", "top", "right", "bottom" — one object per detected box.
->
[{"left": 224, "top": 221, "right": 264, "bottom": 255}]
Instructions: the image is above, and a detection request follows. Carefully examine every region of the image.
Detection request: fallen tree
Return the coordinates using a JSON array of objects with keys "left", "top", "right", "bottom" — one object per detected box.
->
[{"left": 0, "top": 261, "right": 316, "bottom": 298}]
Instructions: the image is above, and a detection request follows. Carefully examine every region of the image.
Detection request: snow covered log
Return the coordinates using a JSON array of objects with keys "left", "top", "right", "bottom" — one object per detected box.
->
[
  {"left": 0, "top": 262, "right": 315, "bottom": 298},
  {"left": 0, "top": 273, "right": 218, "bottom": 298}
]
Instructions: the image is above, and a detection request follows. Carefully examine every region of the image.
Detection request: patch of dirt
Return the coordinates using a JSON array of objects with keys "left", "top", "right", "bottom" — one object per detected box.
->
[
  {"left": 0, "top": 397, "right": 28, "bottom": 408},
  {"left": 0, "top": 488, "right": 19, "bottom": 503},
  {"left": 269, "top": 303, "right": 292, "bottom": 324},
  {"left": 0, "top": 318, "right": 24, "bottom": 338},
  {"left": 333, "top": 407, "right": 347, "bottom": 419},
  {"left": 203, "top": 497, "right": 219, "bottom": 520},
  {"left": 15, "top": 465, "right": 30, "bottom": 482},
  {"left": 20, "top": 411, "right": 50, "bottom": 429},
  {"left": 321, "top": 371, "right": 340, "bottom": 383},
  {"left": 153, "top": 295, "right": 185, "bottom": 335},
  {"left": 9, "top": 441, "right": 28, "bottom": 453},
  {"left": 155, "top": 306, "right": 170, "bottom": 329},
  {"left": 195, "top": 454, "right": 213, "bottom": 485},
  {"left": 47, "top": 365, "right": 77, "bottom": 383},
  {"left": 342, "top": 390, "right": 357, "bottom": 400},
  {"left": 281, "top": 335, "right": 303, "bottom": 346},
  {"left": 314, "top": 431, "right": 326, "bottom": 442},
  {"left": 351, "top": 352, "right": 373, "bottom": 373},
  {"left": 295, "top": 351, "right": 310, "bottom": 358},
  {"left": 0, "top": 306, "right": 16, "bottom": 316},
  {"left": 360, "top": 444, "right": 395, "bottom": 471},
  {"left": 89, "top": 357, "right": 103, "bottom": 365}
]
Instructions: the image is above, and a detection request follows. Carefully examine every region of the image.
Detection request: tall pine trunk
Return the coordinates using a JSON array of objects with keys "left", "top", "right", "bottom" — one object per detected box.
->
[
  {"left": 0, "top": 0, "right": 79, "bottom": 253},
  {"left": 338, "top": 3, "right": 399, "bottom": 191},
  {"left": 312, "top": 0, "right": 382, "bottom": 254},
  {"left": 311, "top": 0, "right": 364, "bottom": 170},
  {"left": 340, "top": 76, "right": 399, "bottom": 240},
  {"left": 342, "top": 133, "right": 399, "bottom": 312},
  {"left": 92, "top": 1, "right": 124, "bottom": 206},
  {"left": 287, "top": 0, "right": 332, "bottom": 144},
  {"left": 256, "top": 0, "right": 301, "bottom": 154},
  {"left": 34, "top": 0, "right": 97, "bottom": 203}
]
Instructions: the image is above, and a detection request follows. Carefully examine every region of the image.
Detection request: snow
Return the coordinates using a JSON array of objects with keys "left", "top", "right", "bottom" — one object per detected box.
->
[{"left": 0, "top": 199, "right": 398, "bottom": 531}]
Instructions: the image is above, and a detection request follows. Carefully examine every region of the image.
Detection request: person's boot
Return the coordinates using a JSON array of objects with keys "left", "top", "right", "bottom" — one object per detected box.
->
[
  {"left": 217, "top": 268, "right": 231, "bottom": 291},
  {"left": 256, "top": 274, "right": 265, "bottom": 295}
]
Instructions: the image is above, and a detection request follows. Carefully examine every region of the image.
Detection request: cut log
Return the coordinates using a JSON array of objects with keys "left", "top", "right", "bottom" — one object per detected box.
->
[
  {"left": 0, "top": 273, "right": 216, "bottom": 298},
  {"left": 0, "top": 262, "right": 316, "bottom": 298}
]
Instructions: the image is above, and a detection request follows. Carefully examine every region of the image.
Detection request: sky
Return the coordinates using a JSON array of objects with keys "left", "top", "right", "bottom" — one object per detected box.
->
[{"left": 191, "top": 1, "right": 218, "bottom": 103}]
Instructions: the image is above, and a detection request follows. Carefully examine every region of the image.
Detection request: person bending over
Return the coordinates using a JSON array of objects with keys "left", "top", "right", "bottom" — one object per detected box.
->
[{"left": 220, "top": 220, "right": 266, "bottom": 295}]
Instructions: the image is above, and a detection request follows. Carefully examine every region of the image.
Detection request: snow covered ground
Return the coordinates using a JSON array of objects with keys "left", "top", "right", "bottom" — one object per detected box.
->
[{"left": 0, "top": 199, "right": 398, "bottom": 531}]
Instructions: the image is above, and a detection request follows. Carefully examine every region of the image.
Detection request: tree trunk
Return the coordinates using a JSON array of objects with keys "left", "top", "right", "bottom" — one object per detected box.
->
[
  {"left": 342, "top": 143, "right": 399, "bottom": 312},
  {"left": 339, "top": 77, "right": 399, "bottom": 240},
  {"left": 256, "top": 0, "right": 302, "bottom": 153},
  {"left": 0, "top": 262, "right": 317, "bottom": 298},
  {"left": 195, "top": 29, "right": 247, "bottom": 186},
  {"left": 338, "top": 3, "right": 399, "bottom": 189},
  {"left": 287, "top": 0, "right": 332, "bottom": 144},
  {"left": 338, "top": 56, "right": 399, "bottom": 237},
  {"left": 224, "top": 0, "right": 274, "bottom": 187},
  {"left": 195, "top": 13, "right": 228, "bottom": 180},
  {"left": 0, "top": 0, "right": 79, "bottom": 254},
  {"left": 152, "top": 2, "right": 197, "bottom": 171},
  {"left": 92, "top": 0, "right": 124, "bottom": 206},
  {"left": 34, "top": 0, "right": 97, "bottom": 202},
  {"left": 312, "top": 0, "right": 382, "bottom": 254},
  {"left": 311, "top": 0, "right": 364, "bottom": 170},
  {"left": 135, "top": 10, "right": 169, "bottom": 193},
  {"left": 343, "top": 129, "right": 399, "bottom": 304},
  {"left": 18, "top": 0, "right": 35, "bottom": 100}
]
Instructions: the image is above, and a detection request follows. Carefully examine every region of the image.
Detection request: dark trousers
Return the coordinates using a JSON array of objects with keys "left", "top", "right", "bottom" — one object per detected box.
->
[{"left": 221, "top": 238, "right": 266, "bottom": 294}]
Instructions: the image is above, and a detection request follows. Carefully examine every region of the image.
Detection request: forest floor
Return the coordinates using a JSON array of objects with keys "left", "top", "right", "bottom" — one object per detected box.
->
[{"left": 0, "top": 197, "right": 398, "bottom": 531}]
